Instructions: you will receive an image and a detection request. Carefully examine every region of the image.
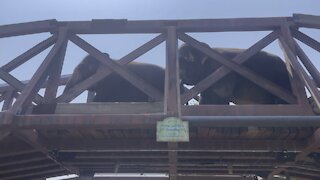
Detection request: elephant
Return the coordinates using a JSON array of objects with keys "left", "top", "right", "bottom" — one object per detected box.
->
[
  {"left": 178, "top": 43, "right": 293, "bottom": 105},
  {"left": 64, "top": 53, "right": 165, "bottom": 102}
]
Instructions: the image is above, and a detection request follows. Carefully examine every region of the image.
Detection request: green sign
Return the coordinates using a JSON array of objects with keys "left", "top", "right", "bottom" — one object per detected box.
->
[{"left": 157, "top": 117, "right": 189, "bottom": 142}]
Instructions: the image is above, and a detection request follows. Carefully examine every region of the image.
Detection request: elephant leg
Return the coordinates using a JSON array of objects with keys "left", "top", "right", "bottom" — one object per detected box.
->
[
  {"left": 233, "top": 78, "right": 275, "bottom": 104},
  {"left": 200, "top": 89, "right": 229, "bottom": 105},
  {"left": 202, "top": 74, "right": 236, "bottom": 104}
]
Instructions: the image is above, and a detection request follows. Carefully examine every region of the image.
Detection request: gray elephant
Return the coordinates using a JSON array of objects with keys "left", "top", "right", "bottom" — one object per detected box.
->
[
  {"left": 178, "top": 43, "right": 293, "bottom": 104},
  {"left": 64, "top": 53, "right": 165, "bottom": 102}
]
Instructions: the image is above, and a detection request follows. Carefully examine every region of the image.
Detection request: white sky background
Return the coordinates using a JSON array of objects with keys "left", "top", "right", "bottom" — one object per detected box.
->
[
  {"left": 1, "top": 0, "right": 319, "bottom": 73},
  {"left": 0, "top": 0, "right": 320, "bottom": 22},
  {"left": 0, "top": 0, "right": 319, "bottom": 100}
]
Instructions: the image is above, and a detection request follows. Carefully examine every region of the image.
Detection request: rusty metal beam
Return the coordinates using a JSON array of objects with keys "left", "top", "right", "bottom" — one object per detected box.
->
[
  {"left": 73, "top": 178, "right": 167, "bottom": 180},
  {"left": 5, "top": 114, "right": 320, "bottom": 129},
  {"left": 1, "top": 167, "right": 67, "bottom": 180},
  {"left": 74, "top": 154, "right": 276, "bottom": 161},
  {"left": 293, "top": 14, "right": 320, "bottom": 29},
  {"left": 168, "top": 143, "right": 178, "bottom": 180},
  {"left": 0, "top": 149, "right": 38, "bottom": 158},
  {"left": 6, "top": 114, "right": 165, "bottom": 129},
  {"left": 178, "top": 176, "right": 255, "bottom": 180},
  {"left": 184, "top": 115, "right": 320, "bottom": 127},
  {"left": 165, "top": 27, "right": 180, "bottom": 180},
  {"left": 292, "top": 29, "right": 320, "bottom": 53},
  {"left": 65, "top": 158, "right": 276, "bottom": 165},
  {"left": 43, "top": 138, "right": 306, "bottom": 152},
  {"left": 71, "top": 176, "right": 256, "bottom": 180},
  {"left": 279, "top": 25, "right": 312, "bottom": 112},
  {"left": 0, "top": 139, "right": 39, "bottom": 155},
  {"left": 279, "top": 33, "right": 320, "bottom": 109},
  {"left": 0, "top": 74, "right": 70, "bottom": 93},
  {"left": 165, "top": 27, "right": 181, "bottom": 116},
  {"left": 182, "top": 104, "right": 312, "bottom": 116},
  {"left": 43, "top": 37, "right": 68, "bottom": 103},
  {"left": 62, "top": 17, "right": 289, "bottom": 34},
  {"left": 294, "top": 39, "right": 320, "bottom": 87},
  {"left": 90, "top": 166, "right": 272, "bottom": 172},
  {"left": 0, "top": 16, "right": 295, "bottom": 39},
  {"left": 280, "top": 164, "right": 320, "bottom": 173},
  {"left": 0, "top": 151, "right": 44, "bottom": 165},
  {"left": 0, "top": 156, "right": 48, "bottom": 167},
  {"left": 0, "top": 163, "right": 57, "bottom": 175},
  {"left": 0, "top": 15, "right": 317, "bottom": 39},
  {"left": 0, "top": 19, "right": 57, "bottom": 38}
]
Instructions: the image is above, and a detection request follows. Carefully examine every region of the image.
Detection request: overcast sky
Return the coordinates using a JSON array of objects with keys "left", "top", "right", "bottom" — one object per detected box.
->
[
  {"left": 1, "top": 0, "right": 319, "bottom": 69},
  {"left": 0, "top": 0, "right": 319, "bottom": 100},
  {"left": 1, "top": 0, "right": 320, "bottom": 22}
]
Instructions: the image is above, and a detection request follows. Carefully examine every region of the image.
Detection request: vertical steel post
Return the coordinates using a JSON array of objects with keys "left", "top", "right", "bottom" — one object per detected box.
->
[
  {"left": 164, "top": 26, "right": 181, "bottom": 116},
  {"left": 165, "top": 26, "right": 180, "bottom": 180}
]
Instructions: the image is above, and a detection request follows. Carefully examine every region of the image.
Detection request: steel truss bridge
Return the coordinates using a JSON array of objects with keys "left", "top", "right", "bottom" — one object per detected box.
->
[{"left": 0, "top": 14, "right": 320, "bottom": 180}]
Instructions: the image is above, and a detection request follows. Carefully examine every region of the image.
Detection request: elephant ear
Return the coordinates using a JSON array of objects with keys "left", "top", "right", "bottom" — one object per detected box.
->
[
  {"left": 199, "top": 42, "right": 211, "bottom": 65},
  {"left": 179, "top": 43, "right": 210, "bottom": 63},
  {"left": 178, "top": 44, "right": 194, "bottom": 63},
  {"left": 64, "top": 55, "right": 101, "bottom": 93}
]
